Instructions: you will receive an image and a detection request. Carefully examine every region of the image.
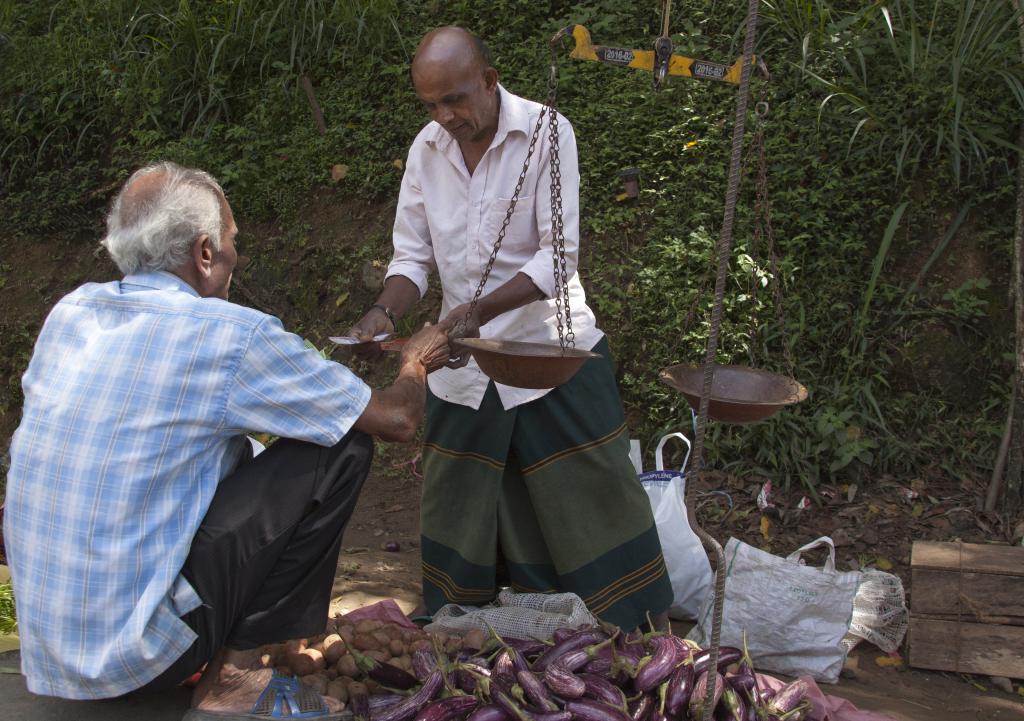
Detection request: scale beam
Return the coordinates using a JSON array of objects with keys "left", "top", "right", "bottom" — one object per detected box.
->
[{"left": 560, "top": 24, "right": 754, "bottom": 86}]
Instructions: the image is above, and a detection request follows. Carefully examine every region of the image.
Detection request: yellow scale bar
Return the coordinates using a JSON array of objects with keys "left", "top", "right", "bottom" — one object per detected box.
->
[{"left": 565, "top": 24, "right": 751, "bottom": 86}]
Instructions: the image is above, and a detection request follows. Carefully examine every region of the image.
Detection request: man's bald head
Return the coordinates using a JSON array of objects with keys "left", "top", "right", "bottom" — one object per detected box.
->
[
  {"left": 412, "top": 26, "right": 492, "bottom": 77},
  {"left": 410, "top": 27, "right": 500, "bottom": 146}
]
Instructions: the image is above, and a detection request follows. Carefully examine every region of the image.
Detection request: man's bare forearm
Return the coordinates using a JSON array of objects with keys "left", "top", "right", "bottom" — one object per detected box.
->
[
  {"left": 374, "top": 276, "right": 422, "bottom": 323},
  {"left": 475, "top": 272, "right": 544, "bottom": 324}
]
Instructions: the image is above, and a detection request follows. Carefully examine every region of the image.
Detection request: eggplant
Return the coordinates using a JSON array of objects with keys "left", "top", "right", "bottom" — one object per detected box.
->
[
  {"left": 351, "top": 691, "right": 371, "bottom": 721},
  {"left": 414, "top": 696, "right": 479, "bottom": 721},
  {"left": 767, "top": 679, "right": 808, "bottom": 715},
  {"left": 466, "top": 705, "right": 512, "bottom": 721},
  {"left": 372, "top": 669, "right": 445, "bottom": 721},
  {"left": 552, "top": 628, "right": 576, "bottom": 643},
  {"left": 544, "top": 664, "right": 586, "bottom": 699},
  {"left": 509, "top": 647, "right": 531, "bottom": 676},
  {"left": 627, "top": 694, "right": 654, "bottom": 721},
  {"left": 368, "top": 695, "right": 405, "bottom": 711},
  {"left": 713, "top": 687, "right": 745, "bottom": 721},
  {"left": 413, "top": 647, "right": 440, "bottom": 682},
  {"left": 533, "top": 630, "right": 607, "bottom": 671},
  {"left": 350, "top": 647, "right": 419, "bottom": 690},
  {"left": 689, "top": 671, "right": 725, "bottom": 721},
  {"left": 563, "top": 699, "right": 632, "bottom": 721},
  {"left": 493, "top": 688, "right": 532, "bottom": 721},
  {"left": 533, "top": 714, "right": 571, "bottom": 721},
  {"left": 633, "top": 636, "right": 680, "bottom": 693},
  {"left": 578, "top": 673, "right": 627, "bottom": 711},
  {"left": 504, "top": 638, "right": 550, "bottom": 657},
  {"left": 581, "top": 647, "right": 614, "bottom": 676},
  {"left": 516, "top": 670, "right": 560, "bottom": 712},
  {"left": 494, "top": 649, "right": 516, "bottom": 677},
  {"left": 692, "top": 647, "right": 742, "bottom": 677},
  {"left": 663, "top": 662, "right": 695, "bottom": 718}
]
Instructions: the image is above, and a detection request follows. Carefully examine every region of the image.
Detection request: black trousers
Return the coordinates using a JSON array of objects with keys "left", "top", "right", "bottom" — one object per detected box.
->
[{"left": 140, "top": 431, "right": 373, "bottom": 691}]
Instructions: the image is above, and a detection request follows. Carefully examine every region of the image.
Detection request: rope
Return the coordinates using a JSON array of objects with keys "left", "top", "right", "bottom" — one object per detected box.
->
[{"left": 686, "top": 0, "right": 761, "bottom": 718}]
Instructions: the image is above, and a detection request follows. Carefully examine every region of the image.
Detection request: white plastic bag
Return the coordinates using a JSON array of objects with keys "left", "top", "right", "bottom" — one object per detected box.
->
[
  {"left": 638, "top": 433, "right": 713, "bottom": 620},
  {"left": 688, "top": 536, "right": 861, "bottom": 683},
  {"left": 843, "top": 569, "right": 908, "bottom": 654}
]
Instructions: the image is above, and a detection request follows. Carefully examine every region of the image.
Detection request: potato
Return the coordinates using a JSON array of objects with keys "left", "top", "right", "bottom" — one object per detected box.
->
[
  {"left": 354, "top": 619, "right": 382, "bottom": 634},
  {"left": 365, "top": 649, "right": 390, "bottom": 664},
  {"left": 283, "top": 638, "right": 307, "bottom": 656},
  {"left": 288, "top": 654, "right": 317, "bottom": 677},
  {"left": 325, "top": 667, "right": 338, "bottom": 680},
  {"left": 323, "top": 635, "right": 346, "bottom": 664},
  {"left": 352, "top": 633, "right": 380, "bottom": 652},
  {"left": 289, "top": 648, "right": 325, "bottom": 676},
  {"left": 326, "top": 678, "right": 349, "bottom": 703},
  {"left": 409, "top": 638, "right": 433, "bottom": 653},
  {"left": 387, "top": 638, "right": 405, "bottom": 657},
  {"left": 384, "top": 624, "right": 404, "bottom": 641},
  {"left": 432, "top": 631, "right": 449, "bottom": 646},
  {"left": 444, "top": 637, "right": 461, "bottom": 655},
  {"left": 372, "top": 630, "right": 392, "bottom": 648},
  {"left": 337, "top": 624, "right": 356, "bottom": 644},
  {"left": 348, "top": 681, "right": 368, "bottom": 697},
  {"left": 300, "top": 673, "right": 329, "bottom": 695},
  {"left": 392, "top": 654, "right": 412, "bottom": 671},
  {"left": 461, "top": 628, "right": 487, "bottom": 651},
  {"left": 336, "top": 654, "right": 359, "bottom": 678},
  {"left": 364, "top": 679, "right": 381, "bottom": 694}
]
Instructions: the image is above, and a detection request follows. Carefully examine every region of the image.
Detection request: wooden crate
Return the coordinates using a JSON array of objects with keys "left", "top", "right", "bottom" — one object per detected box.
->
[{"left": 908, "top": 540, "right": 1024, "bottom": 679}]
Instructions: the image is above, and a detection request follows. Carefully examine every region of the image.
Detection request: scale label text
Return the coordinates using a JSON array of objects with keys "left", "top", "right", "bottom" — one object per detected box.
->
[
  {"left": 691, "top": 60, "right": 728, "bottom": 80},
  {"left": 598, "top": 47, "right": 635, "bottom": 66}
]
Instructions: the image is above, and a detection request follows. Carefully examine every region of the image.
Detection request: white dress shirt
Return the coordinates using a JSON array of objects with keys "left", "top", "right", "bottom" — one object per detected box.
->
[{"left": 387, "top": 85, "right": 603, "bottom": 410}]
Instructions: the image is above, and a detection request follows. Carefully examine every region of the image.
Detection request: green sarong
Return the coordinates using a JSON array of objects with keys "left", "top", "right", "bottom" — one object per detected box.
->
[{"left": 420, "top": 337, "right": 672, "bottom": 631}]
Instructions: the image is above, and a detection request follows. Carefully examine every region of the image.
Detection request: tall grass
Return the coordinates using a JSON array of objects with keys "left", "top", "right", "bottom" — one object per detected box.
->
[
  {"left": 775, "top": 0, "right": 1024, "bottom": 184},
  {"left": 0, "top": 0, "right": 405, "bottom": 186}
]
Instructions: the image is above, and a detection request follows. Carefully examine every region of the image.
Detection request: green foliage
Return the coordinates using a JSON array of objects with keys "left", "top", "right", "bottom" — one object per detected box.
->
[
  {"left": 775, "top": 0, "right": 1024, "bottom": 185},
  {"left": 0, "top": 581, "right": 15, "bottom": 635},
  {"left": 0, "top": 0, "right": 1018, "bottom": 489}
]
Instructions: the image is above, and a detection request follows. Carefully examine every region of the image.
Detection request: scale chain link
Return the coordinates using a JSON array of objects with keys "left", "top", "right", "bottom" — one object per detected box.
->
[{"left": 464, "top": 40, "right": 573, "bottom": 355}]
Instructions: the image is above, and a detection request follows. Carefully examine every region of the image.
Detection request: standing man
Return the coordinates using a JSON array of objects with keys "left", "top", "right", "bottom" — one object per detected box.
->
[
  {"left": 349, "top": 27, "right": 672, "bottom": 631},
  {"left": 4, "top": 162, "right": 450, "bottom": 718}
]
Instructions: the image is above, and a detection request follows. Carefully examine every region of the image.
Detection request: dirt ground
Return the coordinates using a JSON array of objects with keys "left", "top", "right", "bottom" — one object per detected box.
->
[{"left": 331, "top": 441, "right": 1024, "bottom": 721}]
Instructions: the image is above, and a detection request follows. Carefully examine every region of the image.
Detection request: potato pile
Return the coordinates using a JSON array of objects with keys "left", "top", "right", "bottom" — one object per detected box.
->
[{"left": 259, "top": 618, "right": 487, "bottom": 706}]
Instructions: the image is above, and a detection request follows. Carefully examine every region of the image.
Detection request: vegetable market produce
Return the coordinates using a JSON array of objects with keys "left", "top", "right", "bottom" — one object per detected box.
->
[{"left": 257, "top": 618, "right": 811, "bottom": 721}]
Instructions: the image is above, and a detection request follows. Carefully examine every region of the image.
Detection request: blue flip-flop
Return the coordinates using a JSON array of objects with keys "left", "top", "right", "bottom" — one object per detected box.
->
[{"left": 182, "top": 671, "right": 349, "bottom": 720}]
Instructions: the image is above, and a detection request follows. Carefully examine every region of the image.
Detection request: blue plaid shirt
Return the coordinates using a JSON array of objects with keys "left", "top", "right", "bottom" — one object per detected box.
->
[{"left": 4, "top": 271, "right": 371, "bottom": 699}]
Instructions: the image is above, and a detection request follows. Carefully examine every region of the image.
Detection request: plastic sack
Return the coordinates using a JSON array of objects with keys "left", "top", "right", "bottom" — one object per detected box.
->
[
  {"left": 637, "top": 433, "right": 714, "bottom": 620},
  {"left": 424, "top": 589, "right": 596, "bottom": 641},
  {"left": 688, "top": 536, "right": 861, "bottom": 683},
  {"left": 842, "top": 569, "right": 908, "bottom": 654}
]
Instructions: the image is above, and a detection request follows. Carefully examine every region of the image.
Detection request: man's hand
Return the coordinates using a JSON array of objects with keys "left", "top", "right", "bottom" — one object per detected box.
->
[
  {"left": 346, "top": 307, "right": 393, "bottom": 361},
  {"left": 400, "top": 321, "right": 452, "bottom": 374},
  {"left": 442, "top": 303, "right": 482, "bottom": 369}
]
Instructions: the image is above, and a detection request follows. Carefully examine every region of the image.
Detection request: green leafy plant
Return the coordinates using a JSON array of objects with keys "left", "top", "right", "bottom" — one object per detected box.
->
[{"left": 0, "top": 581, "right": 15, "bottom": 635}]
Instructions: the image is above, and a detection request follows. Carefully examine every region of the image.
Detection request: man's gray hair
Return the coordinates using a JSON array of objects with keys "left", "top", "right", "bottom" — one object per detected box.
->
[{"left": 101, "top": 162, "right": 226, "bottom": 275}]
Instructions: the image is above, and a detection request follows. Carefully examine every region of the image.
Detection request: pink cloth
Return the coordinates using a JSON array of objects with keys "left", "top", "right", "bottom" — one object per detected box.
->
[
  {"left": 341, "top": 598, "right": 418, "bottom": 630},
  {"left": 757, "top": 674, "right": 896, "bottom": 721}
]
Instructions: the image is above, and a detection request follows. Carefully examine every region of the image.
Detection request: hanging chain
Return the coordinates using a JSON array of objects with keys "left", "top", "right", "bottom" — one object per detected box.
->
[
  {"left": 465, "top": 38, "right": 573, "bottom": 352},
  {"left": 547, "top": 44, "right": 574, "bottom": 351},
  {"left": 748, "top": 81, "right": 795, "bottom": 375}
]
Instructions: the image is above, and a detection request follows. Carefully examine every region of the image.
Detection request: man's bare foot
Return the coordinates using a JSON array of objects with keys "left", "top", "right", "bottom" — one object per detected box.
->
[{"left": 191, "top": 648, "right": 342, "bottom": 715}]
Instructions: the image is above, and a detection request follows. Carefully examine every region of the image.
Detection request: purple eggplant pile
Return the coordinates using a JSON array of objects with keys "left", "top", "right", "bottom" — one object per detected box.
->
[{"left": 346, "top": 624, "right": 812, "bottom": 721}]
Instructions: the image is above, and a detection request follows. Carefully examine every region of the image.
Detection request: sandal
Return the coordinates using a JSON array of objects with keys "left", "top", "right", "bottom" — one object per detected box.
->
[{"left": 182, "top": 671, "right": 349, "bottom": 719}]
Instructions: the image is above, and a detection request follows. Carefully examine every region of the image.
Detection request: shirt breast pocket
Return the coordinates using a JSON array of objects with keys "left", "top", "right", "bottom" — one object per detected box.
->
[{"left": 485, "top": 195, "right": 536, "bottom": 251}]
